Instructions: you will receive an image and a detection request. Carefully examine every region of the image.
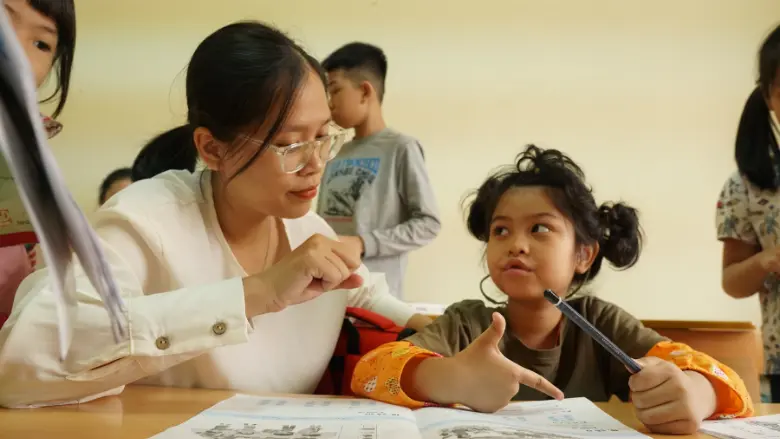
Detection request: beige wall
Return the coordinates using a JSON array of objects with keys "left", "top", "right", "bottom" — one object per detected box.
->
[{"left": 47, "top": 0, "right": 780, "bottom": 324}]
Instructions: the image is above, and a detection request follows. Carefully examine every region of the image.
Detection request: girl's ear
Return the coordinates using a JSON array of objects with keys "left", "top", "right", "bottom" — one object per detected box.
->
[{"left": 575, "top": 242, "right": 599, "bottom": 274}]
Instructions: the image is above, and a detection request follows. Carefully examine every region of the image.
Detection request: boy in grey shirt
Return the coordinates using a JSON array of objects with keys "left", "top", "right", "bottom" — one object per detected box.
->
[{"left": 318, "top": 43, "right": 441, "bottom": 299}]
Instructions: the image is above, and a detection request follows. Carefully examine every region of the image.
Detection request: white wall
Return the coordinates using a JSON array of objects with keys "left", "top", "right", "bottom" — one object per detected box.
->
[{"left": 49, "top": 0, "right": 780, "bottom": 324}]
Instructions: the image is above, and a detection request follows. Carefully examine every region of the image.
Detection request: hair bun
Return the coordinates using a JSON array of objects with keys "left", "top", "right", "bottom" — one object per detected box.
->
[{"left": 598, "top": 202, "right": 642, "bottom": 269}]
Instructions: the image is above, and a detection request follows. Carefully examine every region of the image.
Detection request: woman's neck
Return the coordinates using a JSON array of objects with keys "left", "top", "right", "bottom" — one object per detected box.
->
[
  {"left": 211, "top": 172, "right": 272, "bottom": 244},
  {"left": 505, "top": 299, "right": 563, "bottom": 350}
]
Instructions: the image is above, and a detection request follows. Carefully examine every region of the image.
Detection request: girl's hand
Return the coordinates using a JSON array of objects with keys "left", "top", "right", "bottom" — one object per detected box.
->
[
  {"left": 450, "top": 312, "right": 563, "bottom": 412},
  {"left": 629, "top": 357, "right": 717, "bottom": 435},
  {"left": 243, "top": 234, "right": 364, "bottom": 317}
]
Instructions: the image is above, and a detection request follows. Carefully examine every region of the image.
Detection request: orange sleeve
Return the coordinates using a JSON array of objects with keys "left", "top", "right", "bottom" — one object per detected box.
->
[
  {"left": 351, "top": 341, "right": 441, "bottom": 408},
  {"left": 647, "top": 341, "right": 754, "bottom": 419}
]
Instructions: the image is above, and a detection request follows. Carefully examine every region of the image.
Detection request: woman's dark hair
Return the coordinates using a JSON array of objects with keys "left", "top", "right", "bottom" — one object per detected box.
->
[
  {"left": 29, "top": 0, "right": 76, "bottom": 118},
  {"left": 98, "top": 167, "right": 132, "bottom": 205},
  {"left": 466, "top": 145, "right": 643, "bottom": 290},
  {"left": 735, "top": 23, "right": 780, "bottom": 190},
  {"left": 176, "top": 21, "right": 326, "bottom": 179},
  {"left": 131, "top": 126, "right": 198, "bottom": 181}
]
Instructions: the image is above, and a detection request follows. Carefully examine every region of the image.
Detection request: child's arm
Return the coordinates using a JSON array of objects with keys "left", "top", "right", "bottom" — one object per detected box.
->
[
  {"left": 590, "top": 299, "right": 753, "bottom": 424},
  {"left": 627, "top": 342, "right": 754, "bottom": 435},
  {"left": 359, "top": 141, "right": 440, "bottom": 258},
  {"left": 642, "top": 341, "right": 753, "bottom": 419},
  {"left": 717, "top": 174, "right": 770, "bottom": 298},
  {"left": 352, "top": 312, "right": 563, "bottom": 412}
]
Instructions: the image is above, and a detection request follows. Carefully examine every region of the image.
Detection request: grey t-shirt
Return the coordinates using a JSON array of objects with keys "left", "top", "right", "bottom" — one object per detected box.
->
[
  {"left": 317, "top": 129, "right": 441, "bottom": 298},
  {"left": 406, "top": 297, "right": 667, "bottom": 402}
]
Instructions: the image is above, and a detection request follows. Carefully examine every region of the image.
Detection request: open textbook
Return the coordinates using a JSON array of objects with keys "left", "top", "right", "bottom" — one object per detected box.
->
[
  {"left": 702, "top": 413, "right": 780, "bottom": 439},
  {"left": 150, "top": 395, "right": 652, "bottom": 439},
  {"left": 0, "top": 7, "right": 126, "bottom": 356}
]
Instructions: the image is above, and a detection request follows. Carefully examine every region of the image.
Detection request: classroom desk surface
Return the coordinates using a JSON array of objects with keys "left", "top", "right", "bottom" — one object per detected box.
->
[{"left": 0, "top": 385, "right": 777, "bottom": 438}]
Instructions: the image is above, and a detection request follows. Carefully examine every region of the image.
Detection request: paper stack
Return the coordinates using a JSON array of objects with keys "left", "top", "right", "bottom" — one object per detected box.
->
[{"left": 0, "top": 7, "right": 126, "bottom": 357}]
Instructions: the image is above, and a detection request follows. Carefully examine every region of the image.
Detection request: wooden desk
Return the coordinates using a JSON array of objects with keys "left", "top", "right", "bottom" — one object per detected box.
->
[{"left": 0, "top": 386, "right": 777, "bottom": 438}]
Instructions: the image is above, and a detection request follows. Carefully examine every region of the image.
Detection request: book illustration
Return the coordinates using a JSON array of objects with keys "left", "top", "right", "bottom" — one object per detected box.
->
[
  {"left": 437, "top": 425, "right": 578, "bottom": 438},
  {"left": 747, "top": 420, "right": 780, "bottom": 432},
  {"left": 151, "top": 396, "right": 651, "bottom": 439},
  {"left": 194, "top": 423, "right": 341, "bottom": 439},
  {"left": 702, "top": 413, "right": 780, "bottom": 439}
]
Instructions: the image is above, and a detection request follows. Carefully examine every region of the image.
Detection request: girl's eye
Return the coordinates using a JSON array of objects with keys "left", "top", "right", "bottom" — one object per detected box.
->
[
  {"left": 34, "top": 41, "right": 52, "bottom": 52},
  {"left": 491, "top": 226, "right": 509, "bottom": 237},
  {"left": 531, "top": 224, "right": 551, "bottom": 233}
]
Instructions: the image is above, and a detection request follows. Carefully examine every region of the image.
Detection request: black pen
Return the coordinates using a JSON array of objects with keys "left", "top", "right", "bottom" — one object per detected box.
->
[{"left": 543, "top": 289, "right": 642, "bottom": 374}]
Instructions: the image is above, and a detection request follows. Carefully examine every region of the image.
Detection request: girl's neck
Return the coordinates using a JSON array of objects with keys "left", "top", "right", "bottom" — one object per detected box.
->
[
  {"left": 211, "top": 172, "right": 273, "bottom": 244},
  {"left": 505, "top": 299, "right": 563, "bottom": 350}
]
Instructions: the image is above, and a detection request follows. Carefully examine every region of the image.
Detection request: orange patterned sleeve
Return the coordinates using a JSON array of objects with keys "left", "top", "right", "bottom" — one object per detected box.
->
[
  {"left": 647, "top": 341, "right": 754, "bottom": 419},
  {"left": 351, "top": 341, "right": 440, "bottom": 408}
]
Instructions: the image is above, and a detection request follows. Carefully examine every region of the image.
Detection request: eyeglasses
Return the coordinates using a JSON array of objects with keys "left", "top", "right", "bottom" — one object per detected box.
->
[{"left": 241, "top": 127, "right": 349, "bottom": 174}]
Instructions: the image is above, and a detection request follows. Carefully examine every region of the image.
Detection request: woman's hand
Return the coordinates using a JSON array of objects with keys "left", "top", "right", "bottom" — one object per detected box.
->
[
  {"left": 242, "top": 234, "right": 365, "bottom": 317},
  {"left": 630, "top": 357, "right": 717, "bottom": 435}
]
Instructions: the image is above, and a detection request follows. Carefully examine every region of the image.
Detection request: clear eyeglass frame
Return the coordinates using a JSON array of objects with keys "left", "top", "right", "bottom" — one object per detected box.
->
[{"left": 240, "top": 125, "right": 349, "bottom": 174}]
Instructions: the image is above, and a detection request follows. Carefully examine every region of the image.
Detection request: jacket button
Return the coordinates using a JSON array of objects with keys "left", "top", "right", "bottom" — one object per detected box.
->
[
  {"left": 155, "top": 336, "right": 170, "bottom": 350},
  {"left": 212, "top": 322, "right": 227, "bottom": 336}
]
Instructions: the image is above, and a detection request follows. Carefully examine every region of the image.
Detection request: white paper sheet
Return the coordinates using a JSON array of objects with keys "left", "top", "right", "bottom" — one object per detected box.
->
[
  {"left": 150, "top": 396, "right": 650, "bottom": 439},
  {"left": 0, "top": 7, "right": 127, "bottom": 358},
  {"left": 415, "top": 398, "right": 650, "bottom": 439},
  {"left": 702, "top": 414, "right": 780, "bottom": 439},
  {"left": 150, "top": 394, "right": 422, "bottom": 439}
]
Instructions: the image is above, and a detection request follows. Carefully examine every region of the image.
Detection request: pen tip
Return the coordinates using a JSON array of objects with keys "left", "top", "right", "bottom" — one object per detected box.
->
[{"left": 543, "top": 289, "right": 558, "bottom": 303}]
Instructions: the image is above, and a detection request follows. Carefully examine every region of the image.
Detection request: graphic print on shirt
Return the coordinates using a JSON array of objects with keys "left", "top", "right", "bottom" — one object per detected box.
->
[{"left": 321, "top": 158, "right": 380, "bottom": 220}]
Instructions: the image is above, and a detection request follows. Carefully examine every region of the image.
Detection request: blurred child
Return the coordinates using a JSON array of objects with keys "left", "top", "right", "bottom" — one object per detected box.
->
[
  {"left": 98, "top": 167, "right": 132, "bottom": 205},
  {"left": 0, "top": 0, "right": 75, "bottom": 327},
  {"left": 317, "top": 42, "right": 440, "bottom": 299}
]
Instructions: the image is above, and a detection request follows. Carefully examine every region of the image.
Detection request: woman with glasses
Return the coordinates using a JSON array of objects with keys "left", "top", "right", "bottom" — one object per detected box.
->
[{"left": 0, "top": 21, "right": 431, "bottom": 408}]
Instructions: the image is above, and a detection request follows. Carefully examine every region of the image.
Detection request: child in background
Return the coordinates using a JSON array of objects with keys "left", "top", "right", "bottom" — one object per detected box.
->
[
  {"left": 0, "top": 0, "right": 75, "bottom": 327},
  {"left": 717, "top": 23, "right": 780, "bottom": 401},
  {"left": 317, "top": 42, "right": 441, "bottom": 299},
  {"left": 131, "top": 125, "right": 198, "bottom": 181},
  {"left": 97, "top": 167, "right": 132, "bottom": 205},
  {"left": 352, "top": 145, "right": 753, "bottom": 435}
]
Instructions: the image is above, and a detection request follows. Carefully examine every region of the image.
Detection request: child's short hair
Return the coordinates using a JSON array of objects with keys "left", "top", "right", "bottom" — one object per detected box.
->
[
  {"left": 98, "top": 167, "right": 132, "bottom": 205},
  {"left": 322, "top": 42, "right": 387, "bottom": 102},
  {"left": 465, "top": 145, "right": 642, "bottom": 286},
  {"left": 29, "top": 0, "right": 76, "bottom": 118}
]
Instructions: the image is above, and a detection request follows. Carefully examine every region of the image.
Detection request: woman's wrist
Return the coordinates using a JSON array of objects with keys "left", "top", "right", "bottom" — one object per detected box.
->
[{"left": 242, "top": 275, "right": 281, "bottom": 318}]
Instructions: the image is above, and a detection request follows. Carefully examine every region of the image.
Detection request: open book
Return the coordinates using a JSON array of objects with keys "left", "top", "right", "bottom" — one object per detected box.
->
[
  {"left": 150, "top": 395, "right": 651, "bottom": 439},
  {"left": 0, "top": 7, "right": 126, "bottom": 356}
]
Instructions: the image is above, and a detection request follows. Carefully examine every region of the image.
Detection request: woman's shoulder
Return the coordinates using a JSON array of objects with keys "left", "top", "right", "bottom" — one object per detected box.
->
[
  {"left": 100, "top": 170, "right": 202, "bottom": 212},
  {"left": 94, "top": 170, "right": 206, "bottom": 233}
]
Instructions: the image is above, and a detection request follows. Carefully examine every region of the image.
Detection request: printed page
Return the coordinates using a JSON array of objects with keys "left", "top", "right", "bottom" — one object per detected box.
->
[
  {"left": 0, "top": 7, "right": 127, "bottom": 357},
  {"left": 413, "top": 398, "right": 650, "bottom": 439},
  {"left": 701, "top": 414, "right": 780, "bottom": 439},
  {"left": 150, "top": 395, "right": 423, "bottom": 439}
]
